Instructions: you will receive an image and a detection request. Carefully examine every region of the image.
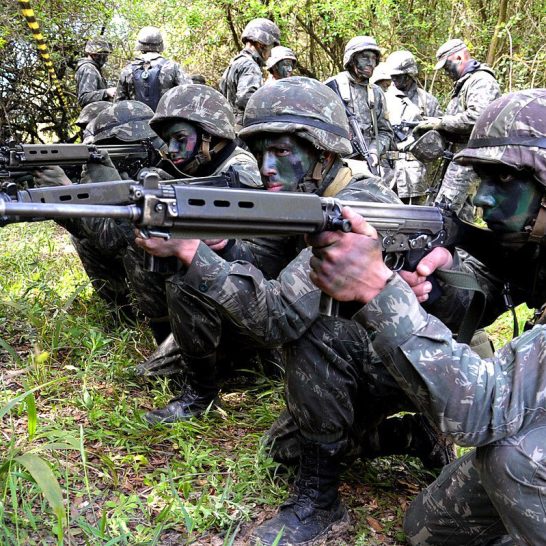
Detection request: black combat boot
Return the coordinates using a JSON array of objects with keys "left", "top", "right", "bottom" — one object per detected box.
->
[
  {"left": 250, "top": 437, "right": 350, "bottom": 546},
  {"left": 144, "top": 354, "right": 220, "bottom": 424},
  {"left": 359, "top": 413, "right": 456, "bottom": 470}
]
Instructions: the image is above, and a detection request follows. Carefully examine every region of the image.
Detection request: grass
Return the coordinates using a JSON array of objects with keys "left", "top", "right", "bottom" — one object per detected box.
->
[{"left": 0, "top": 221, "right": 526, "bottom": 545}]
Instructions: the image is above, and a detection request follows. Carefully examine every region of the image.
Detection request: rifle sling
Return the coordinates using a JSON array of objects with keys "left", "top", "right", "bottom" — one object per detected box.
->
[{"left": 435, "top": 267, "right": 486, "bottom": 345}]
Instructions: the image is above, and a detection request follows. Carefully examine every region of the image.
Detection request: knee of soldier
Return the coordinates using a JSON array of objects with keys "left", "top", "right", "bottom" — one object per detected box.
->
[{"left": 476, "top": 429, "right": 546, "bottom": 495}]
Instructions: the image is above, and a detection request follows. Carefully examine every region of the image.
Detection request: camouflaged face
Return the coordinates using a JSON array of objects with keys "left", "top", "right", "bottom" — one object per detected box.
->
[
  {"left": 85, "top": 38, "right": 112, "bottom": 55},
  {"left": 150, "top": 84, "right": 236, "bottom": 140},
  {"left": 136, "top": 26, "right": 164, "bottom": 53},
  {"left": 455, "top": 89, "right": 546, "bottom": 186},
  {"left": 239, "top": 76, "right": 352, "bottom": 155},
  {"left": 343, "top": 36, "right": 381, "bottom": 69},
  {"left": 266, "top": 46, "right": 297, "bottom": 70},
  {"left": 241, "top": 18, "right": 280, "bottom": 46},
  {"left": 76, "top": 101, "right": 111, "bottom": 128},
  {"left": 386, "top": 50, "right": 418, "bottom": 76},
  {"left": 92, "top": 100, "right": 156, "bottom": 143}
]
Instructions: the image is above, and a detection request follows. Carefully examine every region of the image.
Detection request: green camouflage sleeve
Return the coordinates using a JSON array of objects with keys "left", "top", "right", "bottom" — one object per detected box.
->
[
  {"left": 354, "top": 274, "right": 545, "bottom": 447},
  {"left": 235, "top": 62, "right": 263, "bottom": 110},
  {"left": 76, "top": 64, "right": 109, "bottom": 107},
  {"left": 179, "top": 244, "right": 320, "bottom": 345},
  {"left": 374, "top": 87, "right": 394, "bottom": 156},
  {"left": 440, "top": 72, "right": 500, "bottom": 134},
  {"left": 115, "top": 66, "right": 132, "bottom": 101}
]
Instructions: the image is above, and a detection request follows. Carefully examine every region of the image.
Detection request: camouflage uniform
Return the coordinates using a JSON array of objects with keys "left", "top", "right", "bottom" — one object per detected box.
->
[
  {"left": 75, "top": 39, "right": 113, "bottom": 107},
  {"left": 150, "top": 77, "right": 447, "bottom": 546},
  {"left": 69, "top": 101, "right": 162, "bottom": 325},
  {"left": 219, "top": 18, "right": 280, "bottom": 127},
  {"left": 384, "top": 51, "right": 442, "bottom": 202},
  {"left": 115, "top": 27, "right": 191, "bottom": 111},
  {"left": 355, "top": 89, "right": 546, "bottom": 545},
  {"left": 432, "top": 41, "right": 500, "bottom": 218},
  {"left": 325, "top": 37, "right": 393, "bottom": 160}
]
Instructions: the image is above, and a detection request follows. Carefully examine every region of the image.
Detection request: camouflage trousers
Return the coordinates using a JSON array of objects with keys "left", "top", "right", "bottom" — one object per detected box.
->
[
  {"left": 404, "top": 418, "right": 546, "bottom": 546},
  {"left": 434, "top": 162, "right": 479, "bottom": 223},
  {"left": 71, "top": 236, "right": 134, "bottom": 317},
  {"left": 163, "top": 278, "right": 284, "bottom": 390}
]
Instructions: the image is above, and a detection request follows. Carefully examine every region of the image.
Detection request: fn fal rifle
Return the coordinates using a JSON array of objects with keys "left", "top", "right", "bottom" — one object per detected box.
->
[
  {"left": 325, "top": 80, "right": 379, "bottom": 176},
  {"left": 0, "top": 141, "right": 160, "bottom": 188}
]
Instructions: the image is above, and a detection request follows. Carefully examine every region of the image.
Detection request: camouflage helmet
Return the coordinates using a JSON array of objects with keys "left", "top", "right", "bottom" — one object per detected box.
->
[
  {"left": 84, "top": 38, "right": 112, "bottom": 55},
  {"left": 92, "top": 100, "right": 156, "bottom": 143},
  {"left": 241, "top": 18, "right": 280, "bottom": 47},
  {"left": 135, "top": 26, "right": 164, "bottom": 53},
  {"left": 239, "top": 76, "right": 352, "bottom": 155},
  {"left": 455, "top": 89, "right": 546, "bottom": 187},
  {"left": 343, "top": 36, "right": 381, "bottom": 69},
  {"left": 150, "top": 84, "right": 236, "bottom": 141},
  {"left": 434, "top": 38, "right": 467, "bottom": 70},
  {"left": 386, "top": 50, "right": 418, "bottom": 77},
  {"left": 76, "top": 101, "right": 111, "bottom": 129},
  {"left": 370, "top": 62, "right": 392, "bottom": 85},
  {"left": 265, "top": 46, "right": 297, "bottom": 71}
]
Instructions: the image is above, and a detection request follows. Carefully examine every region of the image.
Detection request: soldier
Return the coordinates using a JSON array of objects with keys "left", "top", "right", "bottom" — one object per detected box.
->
[
  {"left": 75, "top": 101, "right": 111, "bottom": 142},
  {"left": 265, "top": 46, "right": 297, "bottom": 82},
  {"left": 135, "top": 77, "right": 451, "bottom": 545},
  {"left": 115, "top": 26, "right": 191, "bottom": 111},
  {"left": 370, "top": 61, "right": 392, "bottom": 93},
  {"left": 75, "top": 38, "right": 116, "bottom": 107},
  {"left": 383, "top": 50, "right": 442, "bottom": 203},
  {"left": 308, "top": 89, "right": 546, "bottom": 546},
  {"left": 325, "top": 36, "right": 393, "bottom": 173},
  {"left": 415, "top": 38, "right": 500, "bottom": 220},
  {"left": 219, "top": 18, "right": 280, "bottom": 128}
]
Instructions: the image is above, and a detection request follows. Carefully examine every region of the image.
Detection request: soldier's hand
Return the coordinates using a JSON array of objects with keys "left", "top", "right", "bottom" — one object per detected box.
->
[
  {"left": 307, "top": 207, "right": 392, "bottom": 304},
  {"left": 32, "top": 166, "right": 72, "bottom": 187},
  {"left": 399, "top": 247, "right": 453, "bottom": 302},
  {"left": 204, "top": 239, "right": 229, "bottom": 252},
  {"left": 414, "top": 117, "right": 442, "bottom": 134},
  {"left": 134, "top": 230, "right": 200, "bottom": 266},
  {"left": 105, "top": 87, "right": 116, "bottom": 100},
  {"left": 369, "top": 152, "right": 379, "bottom": 167}
]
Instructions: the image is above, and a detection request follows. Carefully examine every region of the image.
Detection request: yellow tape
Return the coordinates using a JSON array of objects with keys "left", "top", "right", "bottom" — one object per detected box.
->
[{"left": 17, "top": 0, "right": 68, "bottom": 109}]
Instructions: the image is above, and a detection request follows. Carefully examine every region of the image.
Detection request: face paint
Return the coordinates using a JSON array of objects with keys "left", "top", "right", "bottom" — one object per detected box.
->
[
  {"left": 350, "top": 51, "right": 377, "bottom": 81},
  {"left": 162, "top": 120, "right": 199, "bottom": 167},
  {"left": 444, "top": 58, "right": 461, "bottom": 81},
  {"left": 376, "top": 80, "right": 391, "bottom": 92},
  {"left": 273, "top": 59, "right": 295, "bottom": 80},
  {"left": 391, "top": 74, "right": 412, "bottom": 92},
  {"left": 250, "top": 135, "right": 318, "bottom": 192},
  {"left": 92, "top": 53, "right": 109, "bottom": 67},
  {"left": 256, "top": 43, "right": 274, "bottom": 62},
  {"left": 473, "top": 166, "right": 544, "bottom": 233}
]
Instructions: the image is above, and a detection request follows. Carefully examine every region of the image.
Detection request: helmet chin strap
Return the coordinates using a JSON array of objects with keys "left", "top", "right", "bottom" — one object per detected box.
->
[
  {"left": 183, "top": 133, "right": 228, "bottom": 174},
  {"left": 298, "top": 153, "right": 335, "bottom": 193},
  {"left": 528, "top": 196, "right": 546, "bottom": 243}
]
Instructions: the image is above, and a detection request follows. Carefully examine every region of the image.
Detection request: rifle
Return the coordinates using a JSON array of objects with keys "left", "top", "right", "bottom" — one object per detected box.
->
[
  {"left": 0, "top": 171, "right": 490, "bottom": 268},
  {"left": 324, "top": 80, "right": 379, "bottom": 176},
  {"left": 0, "top": 141, "right": 160, "bottom": 186},
  {"left": 391, "top": 120, "right": 419, "bottom": 144}
]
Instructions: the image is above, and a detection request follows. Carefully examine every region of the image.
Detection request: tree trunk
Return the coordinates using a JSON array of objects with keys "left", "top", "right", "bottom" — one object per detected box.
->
[{"left": 487, "top": 0, "right": 509, "bottom": 66}]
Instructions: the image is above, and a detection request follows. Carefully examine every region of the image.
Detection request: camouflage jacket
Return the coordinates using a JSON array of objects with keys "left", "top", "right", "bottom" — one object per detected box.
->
[
  {"left": 170, "top": 159, "right": 401, "bottom": 345},
  {"left": 219, "top": 49, "right": 264, "bottom": 126},
  {"left": 115, "top": 53, "right": 191, "bottom": 104},
  {"left": 75, "top": 58, "right": 111, "bottom": 107},
  {"left": 384, "top": 83, "right": 443, "bottom": 198},
  {"left": 357, "top": 273, "right": 546, "bottom": 448},
  {"left": 440, "top": 63, "right": 500, "bottom": 141},
  {"left": 325, "top": 72, "right": 393, "bottom": 156}
]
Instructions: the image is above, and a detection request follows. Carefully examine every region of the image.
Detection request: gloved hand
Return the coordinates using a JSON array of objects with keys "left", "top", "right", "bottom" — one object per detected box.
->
[{"left": 414, "top": 117, "right": 443, "bottom": 134}]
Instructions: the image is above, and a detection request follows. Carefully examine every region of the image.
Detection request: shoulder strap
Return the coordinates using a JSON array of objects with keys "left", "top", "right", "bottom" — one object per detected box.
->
[{"left": 322, "top": 166, "right": 353, "bottom": 197}]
